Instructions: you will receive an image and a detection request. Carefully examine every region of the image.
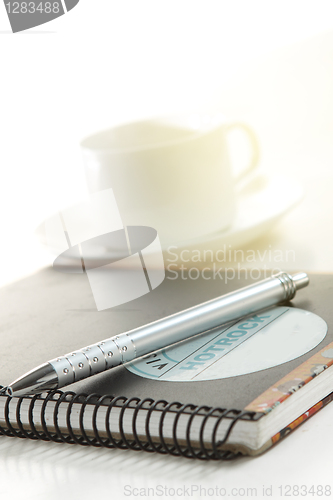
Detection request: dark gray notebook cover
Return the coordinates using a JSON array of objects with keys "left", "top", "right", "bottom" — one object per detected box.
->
[{"left": 0, "top": 268, "right": 332, "bottom": 410}]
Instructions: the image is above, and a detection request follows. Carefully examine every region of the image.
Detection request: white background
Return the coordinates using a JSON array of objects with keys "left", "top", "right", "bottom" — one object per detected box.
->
[
  {"left": 1, "top": 1, "right": 333, "bottom": 499},
  {"left": 0, "top": 0, "right": 333, "bottom": 285}
]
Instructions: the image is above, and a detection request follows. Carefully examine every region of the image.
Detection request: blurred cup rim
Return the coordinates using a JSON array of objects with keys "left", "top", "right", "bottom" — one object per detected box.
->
[{"left": 80, "top": 113, "right": 229, "bottom": 155}]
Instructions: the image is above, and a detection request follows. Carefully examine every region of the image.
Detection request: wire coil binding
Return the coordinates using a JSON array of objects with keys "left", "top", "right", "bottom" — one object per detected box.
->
[{"left": 0, "top": 386, "right": 257, "bottom": 460}]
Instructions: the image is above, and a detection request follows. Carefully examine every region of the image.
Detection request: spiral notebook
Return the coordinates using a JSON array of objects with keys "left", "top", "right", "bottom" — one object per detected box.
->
[{"left": 1, "top": 268, "right": 333, "bottom": 459}]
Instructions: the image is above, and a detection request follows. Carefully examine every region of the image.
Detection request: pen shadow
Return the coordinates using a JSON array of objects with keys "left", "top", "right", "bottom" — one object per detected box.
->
[{"left": 67, "top": 309, "right": 140, "bottom": 312}]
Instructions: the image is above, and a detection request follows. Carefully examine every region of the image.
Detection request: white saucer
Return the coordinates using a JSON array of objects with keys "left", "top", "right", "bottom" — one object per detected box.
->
[
  {"left": 37, "top": 172, "right": 302, "bottom": 267},
  {"left": 172, "top": 172, "right": 303, "bottom": 253}
]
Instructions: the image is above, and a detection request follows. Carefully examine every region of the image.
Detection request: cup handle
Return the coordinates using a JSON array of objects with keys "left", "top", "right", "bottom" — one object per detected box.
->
[{"left": 225, "top": 122, "right": 260, "bottom": 184}]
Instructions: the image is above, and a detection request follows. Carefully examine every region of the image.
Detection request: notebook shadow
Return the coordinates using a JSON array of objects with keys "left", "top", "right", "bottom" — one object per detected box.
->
[{"left": 0, "top": 436, "right": 251, "bottom": 486}]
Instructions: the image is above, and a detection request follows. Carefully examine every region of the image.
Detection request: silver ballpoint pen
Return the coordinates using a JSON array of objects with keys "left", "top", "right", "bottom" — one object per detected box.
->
[{"left": 5, "top": 271, "right": 309, "bottom": 397}]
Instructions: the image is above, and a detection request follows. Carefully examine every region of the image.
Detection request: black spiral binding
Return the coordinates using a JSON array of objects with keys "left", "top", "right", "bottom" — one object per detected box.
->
[{"left": 0, "top": 386, "right": 257, "bottom": 460}]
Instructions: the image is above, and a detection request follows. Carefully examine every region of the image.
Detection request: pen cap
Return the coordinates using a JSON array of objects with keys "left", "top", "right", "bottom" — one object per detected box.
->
[{"left": 292, "top": 272, "right": 309, "bottom": 290}]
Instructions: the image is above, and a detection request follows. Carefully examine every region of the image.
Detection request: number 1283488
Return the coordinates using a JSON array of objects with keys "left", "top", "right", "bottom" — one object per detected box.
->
[{"left": 5, "top": 2, "right": 60, "bottom": 14}]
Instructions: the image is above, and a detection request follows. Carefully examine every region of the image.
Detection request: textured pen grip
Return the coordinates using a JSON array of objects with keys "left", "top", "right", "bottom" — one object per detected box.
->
[{"left": 49, "top": 334, "right": 136, "bottom": 387}]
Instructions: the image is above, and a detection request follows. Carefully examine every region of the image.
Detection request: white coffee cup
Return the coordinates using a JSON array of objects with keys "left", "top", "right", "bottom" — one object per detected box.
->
[{"left": 81, "top": 114, "right": 259, "bottom": 248}]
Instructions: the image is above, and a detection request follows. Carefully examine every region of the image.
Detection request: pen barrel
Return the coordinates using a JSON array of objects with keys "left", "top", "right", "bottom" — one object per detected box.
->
[
  {"left": 129, "top": 272, "right": 296, "bottom": 357},
  {"left": 49, "top": 272, "right": 298, "bottom": 387}
]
